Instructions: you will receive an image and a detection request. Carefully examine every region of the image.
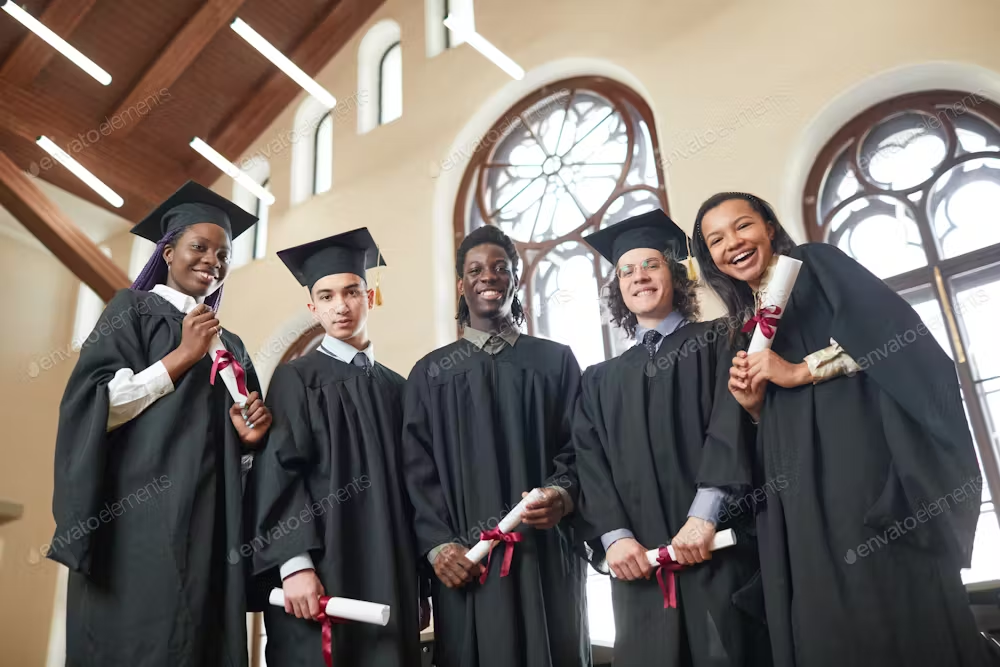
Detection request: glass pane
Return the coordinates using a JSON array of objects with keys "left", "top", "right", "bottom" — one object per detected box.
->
[
  {"left": 818, "top": 148, "right": 861, "bottom": 221},
  {"left": 313, "top": 114, "right": 333, "bottom": 195},
  {"left": 858, "top": 111, "right": 948, "bottom": 190},
  {"left": 961, "top": 510, "right": 1000, "bottom": 586},
  {"left": 901, "top": 290, "right": 951, "bottom": 360},
  {"left": 928, "top": 157, "right": 1000, "bottom": 259},
  {"left": 953, "top": 271, "right": 1000, "bottom": 382},
  {"left": 954, "top": 112, "right": 1000, "bottom": 154},
  {"left": 530, "top": 241, "right": 606, "bottom": 369},
  {"left": 829, "top": 196, "right": 927, "bottom": 279},
  {"left": 378, "top": 43, "right": 402, "bottom": 125},
  {"left": 587, "top": 570, "right": 615, "bottom": 646}
]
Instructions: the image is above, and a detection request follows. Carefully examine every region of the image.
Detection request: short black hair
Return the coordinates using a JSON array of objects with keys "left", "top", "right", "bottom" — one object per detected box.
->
[
  {"left": 602, "top": 250, "right": 700, "bottom": 339},
  {"left": 455, "top": 225, "right": 525, "bottom": 327}
]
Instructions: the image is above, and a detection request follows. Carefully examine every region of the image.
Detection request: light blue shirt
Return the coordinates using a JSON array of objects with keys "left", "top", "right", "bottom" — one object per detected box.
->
[
  {"left": 318, "top": 334, "right": 375, "bottom": 366},
  {"left": 601, "top": 312, "right": 728, "bottom": 553}
]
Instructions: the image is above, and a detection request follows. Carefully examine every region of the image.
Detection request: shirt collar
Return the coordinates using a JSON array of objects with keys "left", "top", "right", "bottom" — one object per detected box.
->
[
  {"left": 320, "top": 334, "right": 375, "bottom": 366},
  {"left": 463, "top": 323, "right": 520, "bottom": 351},
  {"left": 634, "top": 310, "right": 688, "bottom": 342},
  {"left": 151, "top": 283, "right": 204, "bottom": 314}
]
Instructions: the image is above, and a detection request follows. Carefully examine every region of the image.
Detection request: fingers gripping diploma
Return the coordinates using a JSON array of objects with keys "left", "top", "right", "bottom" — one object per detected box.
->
[
  {"left": 606, "top": 537, "right": 654, "bottom": 581},
  {"left": 432, "top": 544, "right": 485, "bottom": 589},
  {"left": 283, "top": 569, "right": 326, "bottom": 620},
  {"left": 670, "top": 517, "right": 716, "bottom": 566},
  {"left": 229, "top": 391, "right": 272, "bottom": 446},
  {"left": 519, "top": 488, "right": 567, "bottom": 530}
]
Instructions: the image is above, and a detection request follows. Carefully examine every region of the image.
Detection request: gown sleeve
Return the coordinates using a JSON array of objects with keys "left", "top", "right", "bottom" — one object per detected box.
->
[
  {"left": 49, "top": 290, "right": 150, "bottom": 574},
  {"left": 249, "top": 362, "right": 323, "bottom": 575},
  {"left": 400, "top": 363, "right": 460, "bottom": 557},
  {"left": 695, "top": 320, "right": 756, "bottom": 494},
  {"left": 792, "top": 242, "right": 982, "bottom": 566},
  {"left": 542, "top": 346, "right": 583, "bottom": 508}
]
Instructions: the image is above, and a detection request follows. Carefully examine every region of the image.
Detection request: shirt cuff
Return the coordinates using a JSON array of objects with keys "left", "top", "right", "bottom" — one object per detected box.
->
[
  {"left": 427, "top": 542, "right": 458, "bottom": 566},
  {"left": 688, "top": 487, "right": 727, "bottom": 525},
  {"left": 600, "top": 528, "right": 634, "bottom": 553},
  {"left": 804, "top": 338, "right": 861, "bottom": 383},
  {"left": 279, "top": 553, "right": 315, "bottom": 580},
  {"left": 106, "top": 361, "right": 174, "bottom": 431},
  {"left": 547, "top": 485, "right": 574, "bottom": 515}
]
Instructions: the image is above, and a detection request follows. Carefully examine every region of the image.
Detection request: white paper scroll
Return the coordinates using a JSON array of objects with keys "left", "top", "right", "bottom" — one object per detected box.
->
[
  {"left": 209, "top": 332, "right": 248, "bottom": 407},
  {"left": 609, "top": 529, "right": 737, "bottom": 578},
  {"left": 268, "top": 589, "right": 391, "bottom": 626},
  {"left": 746, "top": 256, "right": 803, "bottom": 355},
  {"left": 465, "top": 488, "right": 546, "bottom": 564}
]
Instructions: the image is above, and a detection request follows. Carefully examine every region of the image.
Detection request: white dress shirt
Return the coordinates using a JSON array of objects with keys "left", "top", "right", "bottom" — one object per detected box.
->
[
  {"left": 105, "top": 285, "right": 204, "bottom": 431},
  {"left": 278, "top": 334, "right": 375, "bottom": 581}
]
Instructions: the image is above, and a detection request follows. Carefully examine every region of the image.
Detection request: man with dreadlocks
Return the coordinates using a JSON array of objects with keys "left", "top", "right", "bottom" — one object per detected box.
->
[
  {"left": 401, "top": 225, "right": 591, "bottom": 667},
  {"left": 48, "top": 181, "right": 271, "bottom": 667},
  {"left": 573, "top": 210, "right": 771, "bottom": 667}
]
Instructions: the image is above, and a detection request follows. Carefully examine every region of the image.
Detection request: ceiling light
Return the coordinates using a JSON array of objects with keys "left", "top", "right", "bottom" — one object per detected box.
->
[
  {"left": 36, "top": 136, "right": 123, "bottom": 207},
  {"left": 443, "top": 16, "right": 524, "bottom": 80},
  {"left": 189, "top": 137, "right": 276, "bottom": 206},
  {"left": 2, "top": 1, "right": 111, "bottom": 85}
]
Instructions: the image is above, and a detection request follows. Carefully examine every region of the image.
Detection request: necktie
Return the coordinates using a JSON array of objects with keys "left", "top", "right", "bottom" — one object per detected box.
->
[
  {"left": 642, "top": 329, "right": 663, "bottom": 358},
  {"left": 352, "top": 352, "right": 371, "bottom": 376}
]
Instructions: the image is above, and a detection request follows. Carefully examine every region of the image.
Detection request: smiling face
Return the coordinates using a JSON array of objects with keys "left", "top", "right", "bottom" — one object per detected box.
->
[
  {"left": 308, "top": 273, "right": 374, "bottom": 343},
  {"left": 163, "top": 222, "right": 231, "bottom": 298},
  {"left": 458, "top": 242, "right": 516, "bottom": 328},
  {"left": 699, "top": 198, "right": 776, "bottom": 287},
  {"left": 617, "top": 247, "right": 674, "bottom": 323}
]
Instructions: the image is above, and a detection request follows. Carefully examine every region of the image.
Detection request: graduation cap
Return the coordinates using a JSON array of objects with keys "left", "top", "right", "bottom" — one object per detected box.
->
[
  {"left": 277, "top": 227, "right": 387, "bottom": 303},
  {"left": 131, "top": 181, "right": 258, "bottom": 243},
  {"left": 582, "top": 209, "right": 697, "bottom": 280}
]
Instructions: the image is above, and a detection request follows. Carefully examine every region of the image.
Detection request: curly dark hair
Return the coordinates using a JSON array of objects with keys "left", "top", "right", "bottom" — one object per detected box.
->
[
  {"left": 691, "top": 191, "right": 797, "bottom": 345},
  {"left": 455, "top": 225, "right": 526, "bottom": 327},
  {"left": 602, "top": 250, "right": 700, "bottom": 339}
]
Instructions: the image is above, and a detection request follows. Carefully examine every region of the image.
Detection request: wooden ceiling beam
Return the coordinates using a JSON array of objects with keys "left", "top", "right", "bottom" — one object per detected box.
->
[
  {"left": 0, "top": 78, "right": 185, "bottom": 213},
  {"left": 189, "top": 0, "right": 383, "bottom": 183},
  {"left": 0, "top": 0, "right": 99, "bottom": 87},
  {"left": 108, "top": 0, "right": 250, "bottom": 138},
  {"left": 0, "top": 150, "right": 130, "bottom": 301}
]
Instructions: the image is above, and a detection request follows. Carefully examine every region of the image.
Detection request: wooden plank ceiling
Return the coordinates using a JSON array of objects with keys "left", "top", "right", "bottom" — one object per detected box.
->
[{"left": 0, "top": 0, "right": 381, "bottom": 222}]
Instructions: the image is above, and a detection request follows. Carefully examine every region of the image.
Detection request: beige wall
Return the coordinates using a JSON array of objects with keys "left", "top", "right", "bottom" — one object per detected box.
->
[{"left": 4, "top": 0, "right": 1000, "bottom": 662}]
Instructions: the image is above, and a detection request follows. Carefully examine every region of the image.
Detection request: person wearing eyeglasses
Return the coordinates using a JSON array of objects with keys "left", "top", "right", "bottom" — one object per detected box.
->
[{"left": 574, "top": 210, "right": 770, "bottom": 667}]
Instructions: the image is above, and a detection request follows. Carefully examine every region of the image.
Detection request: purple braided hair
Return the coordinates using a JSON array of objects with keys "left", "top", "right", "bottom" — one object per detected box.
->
[{"left": 129, "top": 227, "right": 225, "bottom": 312}]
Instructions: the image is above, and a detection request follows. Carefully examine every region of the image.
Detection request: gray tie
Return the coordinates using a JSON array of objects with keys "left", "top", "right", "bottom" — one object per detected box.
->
[
  {"left": 642, "top": 329, "right": 663, "bottom": 358},
  {"left": 352, "top": 352, "right": 371, "bottom": 375}
]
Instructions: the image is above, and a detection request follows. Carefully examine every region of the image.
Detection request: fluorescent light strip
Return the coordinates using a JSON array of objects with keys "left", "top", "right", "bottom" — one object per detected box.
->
[
  {"left": 231, "top": 18, "right": 336, "bottom": 109},
  {"left": 443, "top": 16, "right": 524, "bottom": 80},
  {"left": 189, "top": 137, "right": 276, "bottom": 206},
  {"left": 36, "top": 136, "right": 123, "bottom": 208},
  {"left": 1, "top": 2, "right": 111, "bottom": 85}
]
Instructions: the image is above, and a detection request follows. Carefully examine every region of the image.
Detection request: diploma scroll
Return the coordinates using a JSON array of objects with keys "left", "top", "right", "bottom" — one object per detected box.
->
[
  {"left": 209, "top": 333, "right": 249, "bottom": 408},
  {"left": 608, "top": 529, "right": 737, "bottom": 578},
  {"left": 268, "top": 589, "right": 391, "bottom": 626},
  {"left": 746, "top": 256, "right": 803, "bottom": 354},
  {"left": 465, "top": 488, "right": 546, "bottom": 564}
]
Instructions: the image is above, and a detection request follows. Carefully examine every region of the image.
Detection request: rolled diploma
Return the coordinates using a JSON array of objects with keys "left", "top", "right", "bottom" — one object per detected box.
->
[
  {"left": 465, "top": 488, "right": 546, "bottom": 564},
  {"left": 268, "top": 589, "right": 391, "bottom": 626},
  {"left": 746, "top": 256, "right": 803, "bottom": 355},
  {"left": 609, "top": 529, "right": 737, "bottom": 578},
  {"left": 209, "top": 332, "right": 248, "bottom": 407}
]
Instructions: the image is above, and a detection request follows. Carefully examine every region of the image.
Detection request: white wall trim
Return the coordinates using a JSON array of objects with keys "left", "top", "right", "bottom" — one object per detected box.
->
[
  {"left": 430, "top": 57, "right": 655, "bottom": 346},
  {"left": 780, "top": 60, "right": 1000, "bottom": 240}
]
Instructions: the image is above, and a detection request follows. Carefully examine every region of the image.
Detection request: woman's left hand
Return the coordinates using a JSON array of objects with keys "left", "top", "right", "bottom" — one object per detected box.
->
[
  {"left": 230, "top": 391, "right": 272, "bottom": 446},
  {"left": 746, "top": 350, "right": 813, "bottom": 392}
]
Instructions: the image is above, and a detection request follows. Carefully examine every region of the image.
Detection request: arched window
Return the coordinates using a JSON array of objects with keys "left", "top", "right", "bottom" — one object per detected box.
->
[
  {"left": 455, "top": 77, "right": 670, "bottom": 370},
  {"left": 378, "top": 42, "right": 402, "bottom": 126},
  {"left": 357, "top": 20, "right": 402, "bottom": 134},
  {"left": 232, "top": 159, "right": 270, "bottom": 267},
  {"left": 804, "top": 89, "right": 1000, "bottom": 579},
  {"left": 313, "top": 112, "right": 333, "bottom": 195}
]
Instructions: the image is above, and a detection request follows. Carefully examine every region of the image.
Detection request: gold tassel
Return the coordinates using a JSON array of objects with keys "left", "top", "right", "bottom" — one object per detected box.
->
[
  {"left": 373, "top": 245, "right": 384, "bottom": 306},
  {"left": 685, "top": 235, "right": 698, "bottom": 281}
]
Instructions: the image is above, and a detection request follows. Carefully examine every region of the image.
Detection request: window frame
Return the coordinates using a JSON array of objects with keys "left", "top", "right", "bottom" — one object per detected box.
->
[{"left": 377, "top": 40, "right": 402, "bottom": 127}]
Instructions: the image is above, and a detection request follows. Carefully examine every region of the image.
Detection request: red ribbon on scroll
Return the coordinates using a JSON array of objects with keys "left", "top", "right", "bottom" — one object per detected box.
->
[
  {"left": 740, "top": 305, "right": 782, "bottom": 340},
  {"left": 655, "top": 547, "right": 688, "bottom": 609},
  {"left": 316, "top": 596, "right": 349, "bottom": 667},
  {"left": 210, "top": 349, "right": 248, "bottom": 396},
  {"left": 478, "top": 528, "right": 523, "bottom": 584}
]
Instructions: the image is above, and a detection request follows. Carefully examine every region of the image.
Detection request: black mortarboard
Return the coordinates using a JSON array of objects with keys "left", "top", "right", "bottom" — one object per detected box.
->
[
  {"left": 277, "top": 227, "right": 387, "bottom": 292},
  {"left": 131, "top": 181, "right": 258, "bottom": 242},
  {"left": 582, "top": 209, "right": 691, "bottom": 266}
]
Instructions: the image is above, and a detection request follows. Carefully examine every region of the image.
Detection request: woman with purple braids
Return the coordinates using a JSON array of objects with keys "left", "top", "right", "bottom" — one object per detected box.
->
[{"left": 47, "top": 181, "right": 272, "bottom": 667}]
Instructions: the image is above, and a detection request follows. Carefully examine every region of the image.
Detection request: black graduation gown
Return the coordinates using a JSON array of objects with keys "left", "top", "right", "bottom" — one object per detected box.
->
[
  {"left": 401, "top": 335, "right": 591, "bottom": 667},
  {"left": 573, "top": 319, "right": 772, "bottom": 667},
  {"left": 248, "top": 349, "right": 422, "bottom": 667},
  {"left": 755, "top": 243, "right": 992, "bottom": 667},
  {"left": 48, "top": 288, "right": 256, "bottom": 667}
]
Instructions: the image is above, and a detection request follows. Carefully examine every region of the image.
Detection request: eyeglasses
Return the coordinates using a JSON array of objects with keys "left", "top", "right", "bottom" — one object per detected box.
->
[{"left": 616, "top": 258, "right": 663, "bottom": 280}]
